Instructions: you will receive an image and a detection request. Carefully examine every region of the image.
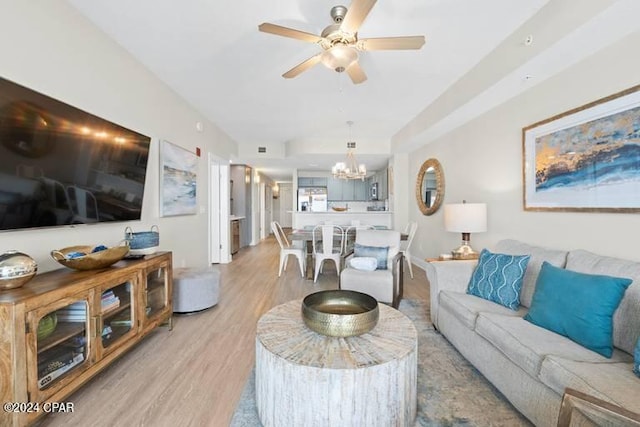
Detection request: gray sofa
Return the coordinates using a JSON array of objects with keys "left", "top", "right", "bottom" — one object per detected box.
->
[{"left": 425, "top": 239, "right": 640, "bottom": 426}]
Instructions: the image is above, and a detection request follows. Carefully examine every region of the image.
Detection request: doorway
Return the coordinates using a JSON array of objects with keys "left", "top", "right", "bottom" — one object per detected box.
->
[
  {"left": 278, "top": 183, "right": 293, "bottom": 228},
  {"left": 209, "top": 155, "right": 230, "bottom": 264}
]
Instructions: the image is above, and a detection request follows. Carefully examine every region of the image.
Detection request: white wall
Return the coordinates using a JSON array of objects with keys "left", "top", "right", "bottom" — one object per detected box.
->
[
  {"left": 390, "top": 153, "right": 409, "bottom": 231},
  {"left": 409, "top": 30, "right": 640, "bottom": 266},
  {"left": 0, "top": 1, "right": 237, "bottom": 272}
]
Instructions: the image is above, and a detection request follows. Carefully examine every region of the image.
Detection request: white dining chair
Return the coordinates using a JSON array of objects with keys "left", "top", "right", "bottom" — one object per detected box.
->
[
  {"left": 400, "top": 221, "right": 418, "bottom": 278},
  {"left": 312, "top": 224, "right": 344, "bottom": 283},
  {"left": 271, "top": 221, "right": 305, "bottom": 277}
]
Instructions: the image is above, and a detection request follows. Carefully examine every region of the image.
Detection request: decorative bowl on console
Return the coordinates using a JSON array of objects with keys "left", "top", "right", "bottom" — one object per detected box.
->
[
  {"left": 301, "top": 290, "right": 379, "bottom": 337},
  {"left": 50, "top": 243, "right": 129, "bottom": 271},
  {"left": 0, "top": 250, "right": 37, "bottom": 290},
  {"left": 331, "top": 206, "right": 348, "bottom": 212}
]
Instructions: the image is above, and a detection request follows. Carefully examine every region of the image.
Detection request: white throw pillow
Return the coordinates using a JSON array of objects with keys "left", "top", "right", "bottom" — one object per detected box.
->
[{"left": 349, "top": 257, "right": 377, "bottom": 271}]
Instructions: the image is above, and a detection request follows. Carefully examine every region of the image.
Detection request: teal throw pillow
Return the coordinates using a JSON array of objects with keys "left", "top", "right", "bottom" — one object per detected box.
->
[
  {"left": 354, "top": 244, "right": 388, "bottom": 270},
  {"left": 467, "top": 248, "right": 530, "bottom": 310},
  {"left": 634, "top": 338, "right": 640, "bottom": 378},
  {"left": 524, "top": 262, "right": 632, "bottom": 358}
]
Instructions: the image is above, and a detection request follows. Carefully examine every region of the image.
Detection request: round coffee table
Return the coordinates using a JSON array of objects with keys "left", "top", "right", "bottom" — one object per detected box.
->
[{"left": 255, "top": 299, "right": 417, "bottom": 427}]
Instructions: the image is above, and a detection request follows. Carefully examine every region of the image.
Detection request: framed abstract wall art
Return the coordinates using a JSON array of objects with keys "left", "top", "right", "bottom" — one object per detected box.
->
[
  {"left": 160, "top": 139, "right": 198, "bottom": 216},
  {"left": 523, "top": 85, "right": 640, "bottom": 212}
]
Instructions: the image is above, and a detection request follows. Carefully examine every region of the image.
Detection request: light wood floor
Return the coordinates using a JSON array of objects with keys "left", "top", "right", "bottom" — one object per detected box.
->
[{"left": 40, "top": 234, "right": 430, "bottom": 427}]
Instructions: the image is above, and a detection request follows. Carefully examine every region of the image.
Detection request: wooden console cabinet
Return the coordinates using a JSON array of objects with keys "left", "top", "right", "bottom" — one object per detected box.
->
[{"left": 0, "top": 252, "right": 172, "bottom": 426}]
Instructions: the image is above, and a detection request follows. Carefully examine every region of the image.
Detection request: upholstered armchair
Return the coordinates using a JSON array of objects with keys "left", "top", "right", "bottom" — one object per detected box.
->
[{"left": 339, "top": 229, "right": 404, "bottom": 308}]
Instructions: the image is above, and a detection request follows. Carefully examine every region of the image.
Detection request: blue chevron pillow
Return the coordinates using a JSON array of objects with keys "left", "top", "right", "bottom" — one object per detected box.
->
[{"left": 467, "top": 249, "right": 531, "bottom": 310}]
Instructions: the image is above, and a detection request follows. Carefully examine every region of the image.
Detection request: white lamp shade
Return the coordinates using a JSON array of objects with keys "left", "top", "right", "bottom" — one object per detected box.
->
[
  {"left": 444, "top": 203, "right": 487, "bottom": 233},
  {"left": 321, "top": 45, "right": 358, "bottom": 71}
]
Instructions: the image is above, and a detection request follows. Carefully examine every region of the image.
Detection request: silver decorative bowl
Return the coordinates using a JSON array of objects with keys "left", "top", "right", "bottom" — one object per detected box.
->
[
  {"left": 301, "top": 290, "right": 379, "bottom": 337},
  {"left": 0, "top": 250, "right": 37, "bottom": 290}
]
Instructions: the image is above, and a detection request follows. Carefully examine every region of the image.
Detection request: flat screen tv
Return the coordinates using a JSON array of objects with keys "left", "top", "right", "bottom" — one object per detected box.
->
[{"left": 0, "top": 76, "right": 151, "bottom": 231}]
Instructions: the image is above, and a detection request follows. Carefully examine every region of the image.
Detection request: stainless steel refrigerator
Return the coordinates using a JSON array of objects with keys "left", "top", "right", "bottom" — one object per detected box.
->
[{"left": 298, "top": 187, "right": 328, "bottom": 212}]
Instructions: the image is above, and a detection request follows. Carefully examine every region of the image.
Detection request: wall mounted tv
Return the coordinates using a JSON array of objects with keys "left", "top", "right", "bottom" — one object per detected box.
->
[{"left": 0, "top": 76, "right": 151, "bottom": 231}]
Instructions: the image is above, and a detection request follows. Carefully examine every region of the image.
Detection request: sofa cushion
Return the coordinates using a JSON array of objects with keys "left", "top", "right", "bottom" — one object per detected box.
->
[
  {"left": 439, "top": 291, "right": 525, "bottom": 331},
  {"left": 566, "top": 249, "right": 640, "bottom": 355},
  {"left": 475, "top": 312, "right": 632, "bottom": 379},
  {"left": 539, "top": 356, "right": 640, "bottom": 414},
  {"left": 467, "top": 248, "right": 530, "bottom": 310},
  {"left": 495, "top": 239, "right": 568, "bottom": 308},
  {"left": 476, "top": 312, "right": 629, "bottom": 378},
  {"left": 524, "top": 262, "right": 632, "bottom": 358}
]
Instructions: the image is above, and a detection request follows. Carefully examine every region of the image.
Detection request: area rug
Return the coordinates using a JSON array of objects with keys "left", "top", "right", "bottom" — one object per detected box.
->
[{"left": 230, "top": 299, "right": 531, "bottom": 426}]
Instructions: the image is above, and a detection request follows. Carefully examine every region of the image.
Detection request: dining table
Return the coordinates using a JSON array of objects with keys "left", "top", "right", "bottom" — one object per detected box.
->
[{"left": 289, "top": 226, "right": 408, "bottom": 280}]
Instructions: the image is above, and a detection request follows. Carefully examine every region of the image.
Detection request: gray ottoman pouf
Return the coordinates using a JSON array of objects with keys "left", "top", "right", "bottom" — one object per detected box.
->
[{"left": 173, "top": 266, "right": 220, "bottom": 313}]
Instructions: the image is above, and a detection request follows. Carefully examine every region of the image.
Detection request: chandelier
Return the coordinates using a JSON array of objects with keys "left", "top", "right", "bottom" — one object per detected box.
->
[{"left": 331, "top": 121, "right": 366, "bottom": 180}]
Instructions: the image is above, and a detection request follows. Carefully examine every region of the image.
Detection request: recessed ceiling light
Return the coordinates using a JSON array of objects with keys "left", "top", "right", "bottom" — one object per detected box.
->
[{"left": 309, "top": 163, "right": 318, "bottom": 167}]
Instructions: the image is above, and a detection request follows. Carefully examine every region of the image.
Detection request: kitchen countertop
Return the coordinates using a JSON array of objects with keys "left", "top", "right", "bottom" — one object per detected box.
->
[
  {"left": 292, "top": 211, "right": 392, "bottom": 214},
  {"left": 291, "top": 210, "right": 393, "bottom": 230}
]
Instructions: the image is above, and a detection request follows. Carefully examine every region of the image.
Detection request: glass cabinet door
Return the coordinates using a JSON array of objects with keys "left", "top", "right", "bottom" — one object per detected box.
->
[
  {"left": 98, "top": 278, "right": 137, "bottom": 355},
  {"left": 30, "top": 297, "right": 90, "bottom": 399},
  {"left": 145, "top": 264, "right": 169, "bottom": 319}
]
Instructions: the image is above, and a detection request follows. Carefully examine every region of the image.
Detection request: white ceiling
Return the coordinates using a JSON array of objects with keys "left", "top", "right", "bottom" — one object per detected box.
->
[{"left": 65, "top": 0, "right": 638, "bottom": 182}]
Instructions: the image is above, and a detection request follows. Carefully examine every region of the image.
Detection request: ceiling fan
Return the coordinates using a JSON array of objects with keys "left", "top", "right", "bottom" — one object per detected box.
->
[{"left": 258, "top": 0, "right": 425, "bottom": 84}]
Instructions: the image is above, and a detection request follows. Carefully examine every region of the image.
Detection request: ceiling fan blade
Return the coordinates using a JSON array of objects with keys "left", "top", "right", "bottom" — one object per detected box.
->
[
  {"left": 358, "top": 36, "right": 426, "bottom": 51},
  {"left": 282, "top": 54, "right": 322, "bottom": 79},
  {"left": 346, "top": 62, "right": 367, "bottom": 84},
  {"left": 258, "top": 23, "right": 323, "bottom": 44},
  {"left": 340, "top": 0, "right": 377, "bottom": 34}
]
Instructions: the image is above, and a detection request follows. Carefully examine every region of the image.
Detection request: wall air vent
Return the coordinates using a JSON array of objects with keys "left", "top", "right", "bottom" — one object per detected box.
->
[
  {"left": 258, "top": 147, "right": 266, "bottom": 153},
  {"left": 347, "top": 141, "right": 356, "bottom": 149}
]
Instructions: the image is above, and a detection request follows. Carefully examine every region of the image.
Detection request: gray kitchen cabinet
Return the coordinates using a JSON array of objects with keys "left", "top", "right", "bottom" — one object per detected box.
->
[
  {"left": 298, "top": 178, "right": 313, "bottom": 187},
  {"left": 354, "top": 179, "right": 368, "bottom": 201},
  {"left": 327, "top": 178, "right": 343, "bottom": 201},
  {"left": 298, "top": 177, "right": 328, "bottom": 187},
  {"left": 379, "top": 168, "right": 388, "bottom": 200},
  {"left": 328, "top": 178, "right": 368, "bottom": 201},
  {"left": 341, "top": 180, "right": 355, "bottom": 201},
  {"left": 369, "top": 169, "right": 388, "bottom": 200}
]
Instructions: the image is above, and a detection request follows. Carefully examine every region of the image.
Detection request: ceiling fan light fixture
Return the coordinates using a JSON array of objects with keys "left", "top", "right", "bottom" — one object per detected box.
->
[{"left": 321, "top": 44, "right": 358, "bottom": 72}]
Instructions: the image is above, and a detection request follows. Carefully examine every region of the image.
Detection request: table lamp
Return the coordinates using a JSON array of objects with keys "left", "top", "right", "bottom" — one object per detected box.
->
[{"left": 444, "top": 202, "right": 487, "bottom": 260}]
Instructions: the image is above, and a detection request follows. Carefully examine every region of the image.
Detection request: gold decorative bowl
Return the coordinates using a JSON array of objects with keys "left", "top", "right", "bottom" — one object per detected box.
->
[
  {"left": 51, "top": 244, "right": 129, "bottom": 271},
  {"left": 301, "top": 290, "right": 379, "bottom": 337},
  {"left": 331, "top": 206, "right": 348, "bottom": 212}
]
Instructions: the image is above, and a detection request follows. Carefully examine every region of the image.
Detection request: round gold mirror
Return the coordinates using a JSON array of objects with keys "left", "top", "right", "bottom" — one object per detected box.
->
[{"left": 416, "top": 158, "right": 444, "bottom": 215}]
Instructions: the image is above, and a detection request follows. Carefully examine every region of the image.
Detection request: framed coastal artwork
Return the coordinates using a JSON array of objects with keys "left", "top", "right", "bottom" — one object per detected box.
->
[
  {"left": 523, "top": 84, "right": 640, "bottom": 212},
  {"left": 160, "top": 140, "right": 198, "bottom": 216}
]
